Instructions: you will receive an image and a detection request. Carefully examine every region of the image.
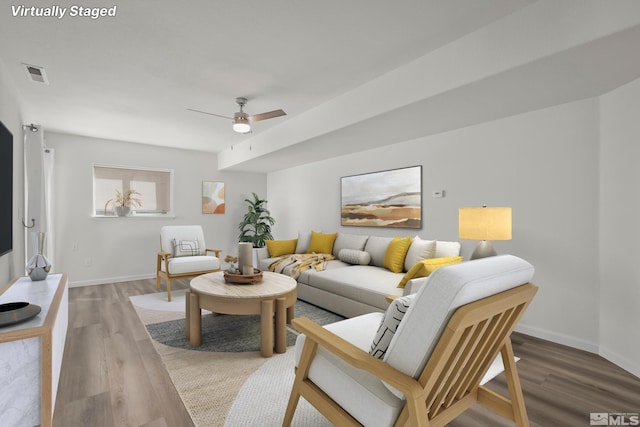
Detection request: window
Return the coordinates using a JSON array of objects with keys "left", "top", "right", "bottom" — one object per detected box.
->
[{"left": 93, "top": 165, "right": 173, "bottom": 217}]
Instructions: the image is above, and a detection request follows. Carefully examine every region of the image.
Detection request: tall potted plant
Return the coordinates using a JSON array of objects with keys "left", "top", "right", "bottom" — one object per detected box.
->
[
  {"left": 104, "top": 189, "right": 142, "bottom": 217},
  {"left": 238, "top": 192, "right": 275, "bottom": 248}
]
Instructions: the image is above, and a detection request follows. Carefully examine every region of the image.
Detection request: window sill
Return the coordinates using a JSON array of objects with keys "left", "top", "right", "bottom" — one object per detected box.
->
[{"left": 93, "top": 214, "right": 176, "bottom": 219}]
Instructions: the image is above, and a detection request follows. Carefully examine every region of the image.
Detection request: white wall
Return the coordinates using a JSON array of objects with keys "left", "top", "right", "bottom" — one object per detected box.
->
[
  {"left": 599, "top": 77, "right": 640, "bottom": 376},
  {"left": 268, "top": 98, "right": 602, "bottom": 354},
  {"left": 0, "top": 59, "right": 25, "bottom": 285},
  {"left": 45, "top": 132, "right": 267, "bottom": 286}
]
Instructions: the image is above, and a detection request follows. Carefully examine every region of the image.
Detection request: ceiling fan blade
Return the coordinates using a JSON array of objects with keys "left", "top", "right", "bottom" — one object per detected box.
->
[
  {"left": 248, "top": 109, "right": 287, "bottom": 123},
  {"left": 187, "top": 108, "right": 233, "bottom": 120}
]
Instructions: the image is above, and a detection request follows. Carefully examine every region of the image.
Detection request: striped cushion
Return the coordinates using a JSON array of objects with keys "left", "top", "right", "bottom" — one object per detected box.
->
[
  {"left": 338, "top": 249, "right": 371, "bottom": 265},
  {"left": 370, "top": 294, "right": 414, "bottom": 359}
]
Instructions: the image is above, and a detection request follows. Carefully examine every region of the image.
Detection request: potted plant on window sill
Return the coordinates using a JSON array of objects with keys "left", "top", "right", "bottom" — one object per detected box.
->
[
  {"left": 238, "top": 192, "right": 275, "bottom": 249},
  {"left": 105, "top": 189, "right": 142, "bottom": 217}
]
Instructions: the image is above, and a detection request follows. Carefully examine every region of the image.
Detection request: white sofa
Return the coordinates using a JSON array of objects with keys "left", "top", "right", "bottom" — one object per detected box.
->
[{"left": 256, "top": 232, "right": 461, "bottom": 318}]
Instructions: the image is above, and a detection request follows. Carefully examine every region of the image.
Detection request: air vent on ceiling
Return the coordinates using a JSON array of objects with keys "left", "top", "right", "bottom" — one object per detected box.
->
[{"left": 22, "top": 63, "right": 49, "bottom": 84}]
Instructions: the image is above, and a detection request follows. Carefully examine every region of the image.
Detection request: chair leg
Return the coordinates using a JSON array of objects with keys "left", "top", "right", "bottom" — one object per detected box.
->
[
  {"left": 283, "top": 339, "right": 319, "bottom": 426},
  {"left": 282, "top": 388, "right": 301, "bottom": 427},
  {"left": 156, "top": 272, "right": 161, "bottom": 289},
  {"left": 404, "top": 395, "right": 430, "bottom": 427},
  {"left": 501, "top": 340, "right": 530, "bottom": 427},
  {"left": 166, "top": 277, "right": 172, "bottom": 302}
]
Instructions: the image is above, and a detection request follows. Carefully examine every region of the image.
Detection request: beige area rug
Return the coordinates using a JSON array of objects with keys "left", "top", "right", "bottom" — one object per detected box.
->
[
  {"left": 133, "top": 304, "right": 270, "bottom": 427},
  {"left": 131, "top": 292, "right": 330, "bottom": 426},
  {"left": 223, "top": 349, "right": 331, "bottom": 427},
  {"left": 129, "top": 289, "right": 189, "bottom": 312},
  {"left": 132, "top": 293, "right": 512, "bottom": 426}
]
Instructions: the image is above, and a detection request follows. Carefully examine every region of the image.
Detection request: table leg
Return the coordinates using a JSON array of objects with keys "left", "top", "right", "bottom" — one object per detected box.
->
[
  {"left": 189, "top": 292, "right": 202, "bottom": 347},
  {"left": 261, "top": 299, "right": 274, "bottom": 357},
  {"left": 185, "top": 289, "right": 191, "bottom": 340},
  {"left": 275, "top": 297, "right": 287, "bottom": 354},
  {"left": 286, "top": 304, "right": 294, "bottom": 324}
]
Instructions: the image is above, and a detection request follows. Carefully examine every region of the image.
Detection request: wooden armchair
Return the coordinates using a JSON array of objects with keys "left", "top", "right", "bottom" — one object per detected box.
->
[
  {"left": 156, "top": 225, "right": 221, "bottom": 301},
  {"left": 283, "top": 255, "right": 537, "bottom": 427}
]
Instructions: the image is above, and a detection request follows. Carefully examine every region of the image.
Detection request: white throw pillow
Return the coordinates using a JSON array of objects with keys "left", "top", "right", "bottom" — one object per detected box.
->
[
  {"left": 172, "top": 239, "right": 201, "bottom": 257},
  {"left": 338, "top": 249, "right": 371, "bottom": 265},
  {"left": 434, "top": 241, "right": 462, "bottom": 258},
  {"left": 295, "top": 231, "right": 315, "bottom": 254},
  {"left": 364, "top": 236, "right": 394, "bottom": 268},
  {"left": 370, "top": 295, "right": 414, "bottom": 359},
  {"left": 332, "top": 233, "right": 369, "bottom": 257},
  {"left": 404, "top": 236, "right": 436, "bottom": 272}
]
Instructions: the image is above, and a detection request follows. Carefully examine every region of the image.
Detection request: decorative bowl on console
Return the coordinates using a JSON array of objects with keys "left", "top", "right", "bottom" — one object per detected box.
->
[{"left": 0, "top": 302, "right": 42, "bottom": 327}]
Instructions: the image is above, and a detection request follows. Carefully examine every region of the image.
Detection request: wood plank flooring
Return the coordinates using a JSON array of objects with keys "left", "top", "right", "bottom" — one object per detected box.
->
[
  {"left": 450, "top": 332, "right": 640, "bottom": 427},
  {"left": 53, "top": 278, "right": 194, "bottom": 427},
  {"left": 53, "top": 279, "right": 640, "bottom": 427}
]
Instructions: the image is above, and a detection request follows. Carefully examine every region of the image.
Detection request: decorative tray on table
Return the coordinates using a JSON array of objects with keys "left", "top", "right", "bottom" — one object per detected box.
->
[{"left": 223, "top": 268, "right": 263, "bottom": 285}]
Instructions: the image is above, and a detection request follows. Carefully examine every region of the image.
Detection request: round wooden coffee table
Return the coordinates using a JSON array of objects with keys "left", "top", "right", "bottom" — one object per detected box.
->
[{"left": 186, "top": 271, "right": 297, "bottom": 357}]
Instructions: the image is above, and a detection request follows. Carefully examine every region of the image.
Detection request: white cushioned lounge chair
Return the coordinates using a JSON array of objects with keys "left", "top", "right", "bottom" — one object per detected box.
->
[
  {"left": 283, "top": 254, "right": 537, "bottom": 427},
  {"left": 156, "top": 225, "right": 221, "bottom": 301}
]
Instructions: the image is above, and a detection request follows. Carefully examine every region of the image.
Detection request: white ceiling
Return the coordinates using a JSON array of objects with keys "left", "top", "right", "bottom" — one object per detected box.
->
[
  {"left": 1, "top": 1, "right": 535, "bottom": 156},
  {"left": 3, "top": 1, "right": 640, "bottom": 173}
]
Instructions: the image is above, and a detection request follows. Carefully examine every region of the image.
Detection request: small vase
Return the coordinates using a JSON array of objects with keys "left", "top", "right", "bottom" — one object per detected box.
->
[{"left": 26, "top": 232, "right": 52, "bottom": 281}]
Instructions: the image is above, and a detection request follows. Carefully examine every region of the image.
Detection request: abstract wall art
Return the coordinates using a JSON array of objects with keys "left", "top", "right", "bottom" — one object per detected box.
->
[
  {"left": 202, "top": 181, "right": 225, "bottom": 214},
  {"left": 341, "top": 166, "right": 422, "bottom": 228}
]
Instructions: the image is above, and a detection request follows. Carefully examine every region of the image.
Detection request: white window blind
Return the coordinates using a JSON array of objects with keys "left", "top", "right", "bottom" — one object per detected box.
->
[{"left": 93, "top": 165, "right": 173, "bottom": 216}]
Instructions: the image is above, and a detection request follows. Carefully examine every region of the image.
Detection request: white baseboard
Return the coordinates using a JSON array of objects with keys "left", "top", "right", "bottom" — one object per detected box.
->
[
  {"left": 516, "top": 323, "right": 640, "bottom": 378},
  {"left": 599, "top": 346, "right": 640, "bottom": 378},
  {"left": 515, "top": 323, "right": 599, "bottom": 353},
  {"left": 69, "top": 273, "right": 156, "bottom": 288}
]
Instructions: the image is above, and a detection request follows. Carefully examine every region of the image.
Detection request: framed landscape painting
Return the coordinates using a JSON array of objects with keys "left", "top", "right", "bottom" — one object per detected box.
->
[
  {"left": 341, "top": 165, "right": 422, "bottom": 228},
  {"left": 202, "top": 181, "right": 225, "bottom": 214}
]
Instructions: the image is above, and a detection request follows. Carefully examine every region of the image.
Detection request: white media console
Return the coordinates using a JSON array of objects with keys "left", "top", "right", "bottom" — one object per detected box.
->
[{"left": 0, "top": 273, "right": 68, "bottom": 427}]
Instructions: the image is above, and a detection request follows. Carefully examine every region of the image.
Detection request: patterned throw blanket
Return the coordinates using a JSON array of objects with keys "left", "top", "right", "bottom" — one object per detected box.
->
[{"left": 269, "top": 253, "right": 335, "bottom": 280}]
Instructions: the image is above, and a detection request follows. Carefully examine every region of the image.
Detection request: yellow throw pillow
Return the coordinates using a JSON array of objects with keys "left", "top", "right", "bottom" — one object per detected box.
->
[
  {"left": 265, "top": 239, "right": 298, "bottom": 257},
  {"left": 306, "top": 231, "right": 337, "bottom": 254},
  {"left": 383, "top": 237, "right": 412, "bottom": 273},
  {"left": 397, "top": 256, "right": 464, "bottom": 288}
]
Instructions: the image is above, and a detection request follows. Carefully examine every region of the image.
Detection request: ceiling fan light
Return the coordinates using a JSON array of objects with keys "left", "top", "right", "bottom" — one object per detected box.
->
[{"left": 232, "top": 118, "right": 251, "bottom": 134}]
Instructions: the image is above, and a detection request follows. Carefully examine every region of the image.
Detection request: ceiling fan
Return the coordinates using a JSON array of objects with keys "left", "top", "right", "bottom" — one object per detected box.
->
[{"left": 188, "top": 97, "right": 286, "bottom": 134}]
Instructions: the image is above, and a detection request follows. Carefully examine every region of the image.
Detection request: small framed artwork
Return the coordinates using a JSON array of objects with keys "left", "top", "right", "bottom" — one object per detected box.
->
[
  {"left": 202, "top": 181, "right": 225, "bottom": 214},
  {"left": 341, "top": 165, "right": 422, "bottom": 228}
]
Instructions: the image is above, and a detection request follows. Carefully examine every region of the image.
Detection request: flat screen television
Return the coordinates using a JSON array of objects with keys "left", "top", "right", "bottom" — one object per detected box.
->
[{"left": 0, "top": 121, "right": 13, "bottom": 256}]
